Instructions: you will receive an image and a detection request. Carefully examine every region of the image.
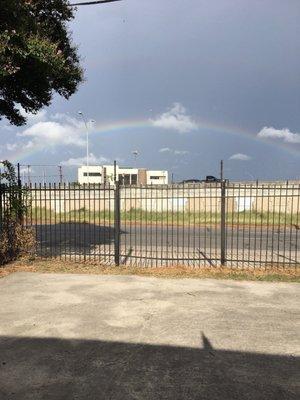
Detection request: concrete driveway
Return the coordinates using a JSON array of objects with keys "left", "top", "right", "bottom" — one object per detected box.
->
[{"left": 0, "top": 272, "right": 299, "bottom": 399}]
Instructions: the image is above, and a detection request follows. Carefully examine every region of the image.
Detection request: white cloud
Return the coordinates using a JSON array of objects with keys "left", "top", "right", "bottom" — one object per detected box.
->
[
  {"left": 19, "top": 107, "right": 47, "bottom": 125},
  {"left": 61, "top": 153, "right": 109, "bottom": 167},
  {"left": 151, "top": 103, "right": 198, "bottom": 133},
  {"left": 174, "top": 150, "right": 189, "bottom": 155},
  {"left": 1, "top": 124, "right": 14, "bottom": 132},
  {"left": 159, "top": 147, "right": 189, "bottom": 155},
  {"left": 229, "top": 153, "right": 252, "bottom": 161},
  {"left": 1, "top": 111, "right": 97, "bottom": 156},
  {"left": 257, "top": 127, "right": 300, "bottom": 144},
  {"left": 18, "top": 112, "right": 94, "bottom": 149},
  {"left": 24, "top": 140, "right": 35, "bottom": 149},
  {"left": 5, "top": 142, "right": 19, "bottom": 151},
  {"left": 20, "top": 121, "right": 85, "bottom": 147},
  {"left": 0, "top": 141, "right": 25, "bottom": 154}
]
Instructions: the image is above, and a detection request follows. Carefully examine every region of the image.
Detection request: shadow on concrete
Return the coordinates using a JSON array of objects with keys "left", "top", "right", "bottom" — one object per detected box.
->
[
  {"left": 0, "top": 334, "right": 298, "bottom": 399},
  {"left": 34, "top": 223, "right": 117, "bottom": 257}
]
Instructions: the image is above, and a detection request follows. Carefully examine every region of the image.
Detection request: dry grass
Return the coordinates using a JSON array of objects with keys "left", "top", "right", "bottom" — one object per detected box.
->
[
  {"left": 0, "top": 223, "right": 35, "bottom": 266},
  {"left": 1, "top": 258, "right": 299, "bottom": 283}
]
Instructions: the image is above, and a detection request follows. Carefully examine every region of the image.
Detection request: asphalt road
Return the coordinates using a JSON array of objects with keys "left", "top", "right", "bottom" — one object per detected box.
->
[
  {"left": 120, "top": 224, "right": 299, "bottom": 252},
  {"left": 35, "top": 223, "right": 299, "bottom": 254}
]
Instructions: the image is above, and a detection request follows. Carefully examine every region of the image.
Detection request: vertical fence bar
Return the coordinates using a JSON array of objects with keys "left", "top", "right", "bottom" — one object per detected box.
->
[
  {"left": 17, "top": 163, "right": 23, "bottom": 225},
  {"left": 88, "top": 183, "right": 91, "bottom": 262},
  {"left": 145, "top": 186, "right": 148, "bottom": 265},
  {"left": 220, "top": 179, "right": 226, "bottom": 265},
  {"left": 49, "top": 183, "right": 53, "bottom": 258},
  {"left": 93, "top": 183, "right": 96, "bottom": 262},
  {"left": 38, "top": 183, "right": 42, "bottom": 256},
  {"left": 64, "top": 183, "right": 67, "bottom": 261},
  {"left": 295, "top": 184, "right": 299, "bottom": 267},
  {"left": 0, "top": 182, "right": 3, "bottom": 235},
  {"left": 288, "top": 184, "right": 294, "bottom": 268},
  {"left": 139, "top": 185, "right": 143, "bottom": 266},
  {"left": 114, "top": 181, "right": 121, "bottom": 266}
]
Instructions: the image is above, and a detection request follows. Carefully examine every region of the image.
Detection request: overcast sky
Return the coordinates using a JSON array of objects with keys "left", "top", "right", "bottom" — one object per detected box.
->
[{"left": 1, "top": 0, "right": 300, "bottom": 182}]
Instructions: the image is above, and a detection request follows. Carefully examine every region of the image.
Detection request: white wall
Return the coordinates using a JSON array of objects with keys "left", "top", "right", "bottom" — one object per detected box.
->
[
  {"left": 78, "top": 166, "right": 103, "bottom": 184},
  {"left": 146, "top": 170, "right": 168, "bottom": 185},
  {"left": 78, "top": 165, "right": 168, "bottom": 185}
]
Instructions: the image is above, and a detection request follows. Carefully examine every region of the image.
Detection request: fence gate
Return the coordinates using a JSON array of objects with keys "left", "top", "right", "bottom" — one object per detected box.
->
[{"left": 18, "top": 181, "right": 300, "bottom": 269}]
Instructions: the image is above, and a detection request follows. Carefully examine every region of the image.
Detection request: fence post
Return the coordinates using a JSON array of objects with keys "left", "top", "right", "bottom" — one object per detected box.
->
[
  {"left": 220, "top": 180, "right": 226, "bottom": 265},
  {"left": 114, "top": 181, "right": 121, "bottom": 266},
  {"left": 17, "top": 163, "right": 23, "bottom": 225},
  {"left": 0, "top": 183, "right": 3, "bottom": 234}
]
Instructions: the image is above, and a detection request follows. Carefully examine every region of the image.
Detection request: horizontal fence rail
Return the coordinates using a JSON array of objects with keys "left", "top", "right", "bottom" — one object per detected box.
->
[{"left": 1, "top": 182, "right": 299, "bottom": 269}]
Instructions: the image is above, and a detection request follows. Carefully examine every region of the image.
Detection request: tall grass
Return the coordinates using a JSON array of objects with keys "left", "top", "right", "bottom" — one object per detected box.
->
[{"left": 26, "top": 207, "right": 299, "bottom": 226}]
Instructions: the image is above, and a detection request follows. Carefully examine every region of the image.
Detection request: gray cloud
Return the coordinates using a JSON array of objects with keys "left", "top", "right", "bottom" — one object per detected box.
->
[{"left": 0, "top": 0, "right": 299, "bottom": 181}]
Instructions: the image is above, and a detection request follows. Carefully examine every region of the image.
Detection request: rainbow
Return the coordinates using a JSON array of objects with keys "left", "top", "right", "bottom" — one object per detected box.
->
[{"left": 6, "top": 116, "right": 300, "bottom": 163}]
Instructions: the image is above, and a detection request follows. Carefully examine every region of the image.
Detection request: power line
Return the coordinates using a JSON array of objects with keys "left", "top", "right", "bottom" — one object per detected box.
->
[
  {"left": 17, "top": 164, "right": 60, "bottom": 167},
  {"left": 70, "top": 0, "right": 122, "bottom": 6}
]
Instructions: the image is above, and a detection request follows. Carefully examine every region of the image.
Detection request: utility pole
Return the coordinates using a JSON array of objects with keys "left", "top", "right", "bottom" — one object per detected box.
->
[
  {"left": 70, "top": 0, "right": 122, "bottom": 6},
  {"left": 220, "top": 160, "right": 224, "bottom": 181},
  {"left": 114, "top": 160, "right": 117, "bottom": 183},
  {"left": 17, "top": 163, "right": 21, "bottom": 187},
  {"left": 27, "top": 165, "right": 31, "bottom": 185},
  {"left": 59, "top": 165, "right": 63, "bottom": 184}
]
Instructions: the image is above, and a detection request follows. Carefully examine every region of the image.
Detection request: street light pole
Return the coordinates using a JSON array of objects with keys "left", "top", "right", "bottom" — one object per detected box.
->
[{"left": 78, "top": 111, "right": 90, "bottom": 183}]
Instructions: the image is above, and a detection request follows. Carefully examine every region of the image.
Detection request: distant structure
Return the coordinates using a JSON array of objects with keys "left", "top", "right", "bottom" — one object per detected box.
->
[{"left": 78, "top": 164, "right": 168, "bottom": 185}]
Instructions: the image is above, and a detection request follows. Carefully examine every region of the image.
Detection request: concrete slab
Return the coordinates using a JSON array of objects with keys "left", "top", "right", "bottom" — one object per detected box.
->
[{"left": 0, "top": 272, "right": 299, "bottom": 399}]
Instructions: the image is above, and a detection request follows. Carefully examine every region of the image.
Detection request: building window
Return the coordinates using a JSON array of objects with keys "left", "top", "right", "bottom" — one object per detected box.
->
[
  {"left": 83, "top": 172, "right": 101, "bottom": 177},
  {"left": 131, "top": 174, "right": 137, "bottom": 185},
  {"left": 150, "top": 176, "right": 162, "bottom": 180},
  {"left": 124, "top": 174, "right": 131, "bottom": 185},
  {"left": 119, "top": 174, "right": 137, "bottom": 185},
  {"left": 119, "top": 174, "right": 130, "bottom": 185}
]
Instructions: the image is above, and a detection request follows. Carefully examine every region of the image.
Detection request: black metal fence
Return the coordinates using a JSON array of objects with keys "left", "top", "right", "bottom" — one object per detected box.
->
[{"left": 1, "top": 181, "right": 300, "bottom": 269}]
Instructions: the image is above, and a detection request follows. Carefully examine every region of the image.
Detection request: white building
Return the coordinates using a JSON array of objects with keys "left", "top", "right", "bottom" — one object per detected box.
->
[{"left": 78, "top": 164, "right": 168, "bottom": 185}]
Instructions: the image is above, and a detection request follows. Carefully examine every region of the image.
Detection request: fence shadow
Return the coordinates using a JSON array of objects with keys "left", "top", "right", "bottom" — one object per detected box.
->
[
  {"left": 34, "top": 222, "right": 117, "bottom": 257},
  {"left": 0, "top": 334, "right": 298, "bottom": 399}
]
